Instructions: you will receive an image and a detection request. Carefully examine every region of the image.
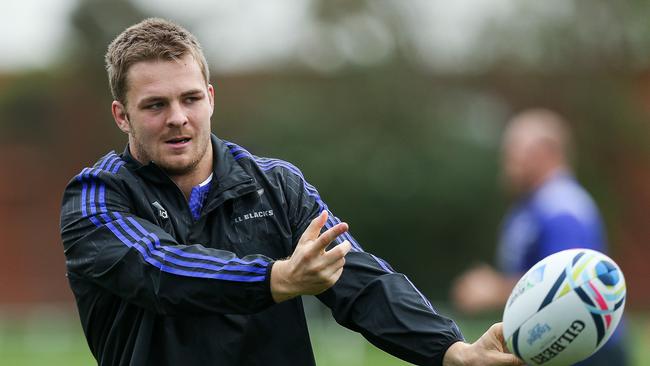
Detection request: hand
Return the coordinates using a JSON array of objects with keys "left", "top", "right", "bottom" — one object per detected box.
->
[
  {"left": 443, "top": 323, "right": 524, "bottom": 366},
  {"left": 271, "top": 211, "right": 352, "bottom": 303},
  {"left": 451, "top": 264, "right": 515, "bottom": 314}
]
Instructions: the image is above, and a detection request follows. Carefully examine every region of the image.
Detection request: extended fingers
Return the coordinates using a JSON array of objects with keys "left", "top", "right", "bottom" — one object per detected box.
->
[
  {"left": 310, "top": 241, "right": 349, "bottom": 289},
  {"left": 314, "top": 222, "right": 349, "bottom": 251},
  {"left": 322, "top": 240, "right": 351, "bottom": 264},
  {"left": 316, "top": 236, "right": 349, "bottom": 266},
  {"left": 301, "top": 211, "right": 329, "bottom": 242}
]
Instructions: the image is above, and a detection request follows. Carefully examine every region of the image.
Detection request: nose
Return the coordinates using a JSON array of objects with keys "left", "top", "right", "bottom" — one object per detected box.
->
[{"left": 166, "top": 101, "right": 188, "bottom": 127}]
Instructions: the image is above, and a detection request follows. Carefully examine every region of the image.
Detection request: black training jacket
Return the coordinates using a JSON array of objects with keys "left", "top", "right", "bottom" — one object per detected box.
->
[{"left": 60, "top": 134, "right": 464, "bottom": 366}]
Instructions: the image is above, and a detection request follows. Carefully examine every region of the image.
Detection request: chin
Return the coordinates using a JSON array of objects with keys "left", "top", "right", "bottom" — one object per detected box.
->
[{"left": 158, "top": 157, "right": 198, "bottom": 176}]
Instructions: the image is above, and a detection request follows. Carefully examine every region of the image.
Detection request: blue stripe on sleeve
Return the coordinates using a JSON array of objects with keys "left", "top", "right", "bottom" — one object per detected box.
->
[
  {"left": 403, "top": 274, "right": 435, "bottom": 312},
  {"left": 370, "top": 254, "right": 394, "bottom": 273},
  {"left": 75, "top": 157, "right": 268, "bottom": 282},
  {"left": 122, "top": 214, "right": 269, "bottom": 267},
  {"left": 76, "top": 168, "right": 89, "bottom": 181},
  {"left": 81, "top": 182, "right": 88, "bottom": 217},
  {"left": 109, "top": 214, "right": 266, "bottom": 274},
  {"left": 122, "top": 227, "right": 265, "bottom": 281},
  {"left": 89, "top": 182, "right": 97, "bottom": 215},
  {"left": 89, "top": 216, "right": 102, "bottom": 227},
  {"left": 104, "top": 154, "right": 120, "bottom": 172},
  {"left": 111, "top": 161, "right": 125, "bottom": 174},
  {"left": 98, "top": 183, "right": 107, "bottom": 213},
  {"left": 96, "top": 153, "right": 114, "bottom": 171}
]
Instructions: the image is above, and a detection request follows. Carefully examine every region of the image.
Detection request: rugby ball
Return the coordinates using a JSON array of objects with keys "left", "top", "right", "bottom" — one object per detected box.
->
[{"left": 502, "top": 249, "right": 626, "bottom": 366}]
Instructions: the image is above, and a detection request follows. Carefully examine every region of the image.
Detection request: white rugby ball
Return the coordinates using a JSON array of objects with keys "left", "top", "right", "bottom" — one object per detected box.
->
[{"left": 502, "top": 249, "right": 626, "bottom": 366}]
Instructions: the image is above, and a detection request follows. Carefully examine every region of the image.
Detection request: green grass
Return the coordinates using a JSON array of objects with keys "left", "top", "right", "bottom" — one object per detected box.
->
[
  {"left": 0, "top": 308, "right": 94, "bottom": 365},
  {"left": 0, "top": 304, "right": 648, "bottom": 365}
]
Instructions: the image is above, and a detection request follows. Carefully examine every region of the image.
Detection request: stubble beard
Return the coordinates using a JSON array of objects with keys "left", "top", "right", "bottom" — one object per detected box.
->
[{"left": 129, "top": 129, "right": 210, "bottom": 177}]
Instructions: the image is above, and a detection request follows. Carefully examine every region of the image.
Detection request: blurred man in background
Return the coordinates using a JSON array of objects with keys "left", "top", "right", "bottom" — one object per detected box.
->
[
  {"left": 451, "top": 108, "right": 627, "bottom": 365},
  {"left": 60, "top": 18, "right": 523, "bottom": 366}
]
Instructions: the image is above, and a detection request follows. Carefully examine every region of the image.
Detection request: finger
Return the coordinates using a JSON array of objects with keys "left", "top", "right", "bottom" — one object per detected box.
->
[
  {"left": 490, "top": 352, "right": 525, "bottom": 366},
  {"left": 314, "top": 222, "right": 349, "bottom": 251},
  {"left": 327, "top": 265, "right": 345, "bottom": 285},
  {"left": 321, "top": 241, "right": 350, "bottom": 266},
  {"left": 323, "top": 240, "right": 352, "bottom": 263},
  {"left": 491, "top": 323, "right": 506, "bottom": 344},
  {"left": 316, "top": 255, "right": 346, "bottom": 280},
  {"left": 313, "top": 265, "right": 345, "bottom": 295},
  {"left": 300, "top": 211, "right": 328, "bottom": 244}
]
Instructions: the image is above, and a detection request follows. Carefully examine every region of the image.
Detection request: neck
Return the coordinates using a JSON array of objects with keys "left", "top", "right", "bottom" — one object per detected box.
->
[
  {"left": 531, "top": 164, "right": 567, "bottom": 192},
  {"left": 170, "top": 146, "right": 214, "bottom": 200}
]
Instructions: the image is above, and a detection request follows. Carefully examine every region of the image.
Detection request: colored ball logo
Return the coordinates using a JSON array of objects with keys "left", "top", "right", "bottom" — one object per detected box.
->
[{"left": 595, "top": 260, "right": 619, "bottom": 287}]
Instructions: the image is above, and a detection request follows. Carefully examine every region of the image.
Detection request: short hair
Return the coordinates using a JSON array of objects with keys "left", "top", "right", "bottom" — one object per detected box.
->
[{"left": 105, "top": 18, "right": 210, "bottom": 105}]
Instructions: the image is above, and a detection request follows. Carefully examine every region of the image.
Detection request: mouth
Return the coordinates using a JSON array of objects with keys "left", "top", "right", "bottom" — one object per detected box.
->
[{"left": 165, "top": 136, "right": 192, "bottom": 146}]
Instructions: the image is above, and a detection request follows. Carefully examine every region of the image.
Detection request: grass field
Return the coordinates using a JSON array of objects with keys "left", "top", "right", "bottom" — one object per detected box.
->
[{"left": 0, "top": 303, "right": 647, "bottom": 365}]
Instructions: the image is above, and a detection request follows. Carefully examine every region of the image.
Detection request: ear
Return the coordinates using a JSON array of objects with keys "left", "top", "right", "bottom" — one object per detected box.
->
[
  {"left": 207, "top": 84, "right": 215, "bottom": 117},
  {"left": 112, "top": 100, "right": 131, "bottom": 133}
]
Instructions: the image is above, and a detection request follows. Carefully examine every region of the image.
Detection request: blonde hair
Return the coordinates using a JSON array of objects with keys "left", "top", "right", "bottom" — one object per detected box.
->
[{"left": 105, "top": 18, "right": 210, "bottom": 105}]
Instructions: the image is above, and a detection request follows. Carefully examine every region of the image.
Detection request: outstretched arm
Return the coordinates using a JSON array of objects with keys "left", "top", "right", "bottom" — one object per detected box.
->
[
  {"left": 277, "top": 162, "right": 463, "bottom": 365},
  {"left": 273, "top": 160, "right": 522, "bottom": 365}
]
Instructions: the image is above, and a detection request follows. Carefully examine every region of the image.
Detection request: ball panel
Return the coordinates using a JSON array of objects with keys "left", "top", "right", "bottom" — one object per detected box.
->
[
  {"left": 503, "top": 249, "right": 583, "bottom": 340},
  {"left": 512, "top": 291, "right": 596, "bottom": 366}
]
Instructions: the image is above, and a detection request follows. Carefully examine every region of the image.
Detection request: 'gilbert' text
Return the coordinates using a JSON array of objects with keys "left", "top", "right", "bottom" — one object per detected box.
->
[{"left": 530, "top": 320, "right": 585, "bottom": 365}]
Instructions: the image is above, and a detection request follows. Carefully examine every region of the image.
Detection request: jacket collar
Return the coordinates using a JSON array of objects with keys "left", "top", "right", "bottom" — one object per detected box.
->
[{"left": 121, "top": 134, "right": 255, "bottom": 196}]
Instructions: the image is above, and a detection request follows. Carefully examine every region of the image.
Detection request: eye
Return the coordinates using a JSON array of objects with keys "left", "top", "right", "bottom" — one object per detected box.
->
[
  {"left": 185, "top": 96, "right": 199, "bottom": 104},
  {"left": 146, "top": 102, "right": 165, "bottom": 110}
]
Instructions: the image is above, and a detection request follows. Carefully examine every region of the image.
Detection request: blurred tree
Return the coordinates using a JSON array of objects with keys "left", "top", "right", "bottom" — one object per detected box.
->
[
  {"left": 52, "top": 0, "right": 153, "bottom": 162},
  {"left": 69, "top": 0, "right": 149, "bottom": 85},
  {"left": 0, "top": 72, "right": 57, "bottom": 146}
]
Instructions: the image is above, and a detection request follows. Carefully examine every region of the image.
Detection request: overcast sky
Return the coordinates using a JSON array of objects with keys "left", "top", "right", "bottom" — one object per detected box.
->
[
  {"left": 0, "top": 0, "right": 566, "bottom": 73},
  {"left": 0, "top": 0, "right": 78, "bottom": 70}
]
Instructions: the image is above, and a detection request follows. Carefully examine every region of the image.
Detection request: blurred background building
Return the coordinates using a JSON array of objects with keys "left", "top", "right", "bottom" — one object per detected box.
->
[{"left": 1, "top": 0, "right": 649, "bottom": 364}]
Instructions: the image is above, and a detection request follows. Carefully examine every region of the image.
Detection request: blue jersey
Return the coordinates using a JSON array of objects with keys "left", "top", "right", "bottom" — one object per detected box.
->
[{"left": 497, "top": 172, "right": 605, "bottom": 275}]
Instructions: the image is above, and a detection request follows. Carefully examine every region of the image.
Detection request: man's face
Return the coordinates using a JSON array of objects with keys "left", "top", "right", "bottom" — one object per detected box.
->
[
  {"left": 501, "top": 130, "right": 538, "bottom": 196},
  {"left": 113, "top": 54, "right": 214, "bottom": 176}
]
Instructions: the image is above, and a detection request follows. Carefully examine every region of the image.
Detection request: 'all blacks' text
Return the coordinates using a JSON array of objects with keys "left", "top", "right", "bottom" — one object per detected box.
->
[{"left": 233, "top": 210, "right": 274, "bottom": 223}]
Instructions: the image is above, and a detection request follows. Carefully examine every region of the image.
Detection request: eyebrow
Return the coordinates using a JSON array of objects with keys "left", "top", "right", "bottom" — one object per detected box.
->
[
  {"left": 137, "top": 89, "right": 205, "bottom": 108},
  {"left": 137, "top": 96, "right": 165, "bottom": 108},
  {"left": 181, "top": 89, "right": 204, "bottom": 97}
]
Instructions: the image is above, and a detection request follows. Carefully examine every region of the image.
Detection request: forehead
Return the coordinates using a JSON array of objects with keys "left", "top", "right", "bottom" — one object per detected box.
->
[{"left": 125, "top": 54, "right": 206, "bottom": 102}]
